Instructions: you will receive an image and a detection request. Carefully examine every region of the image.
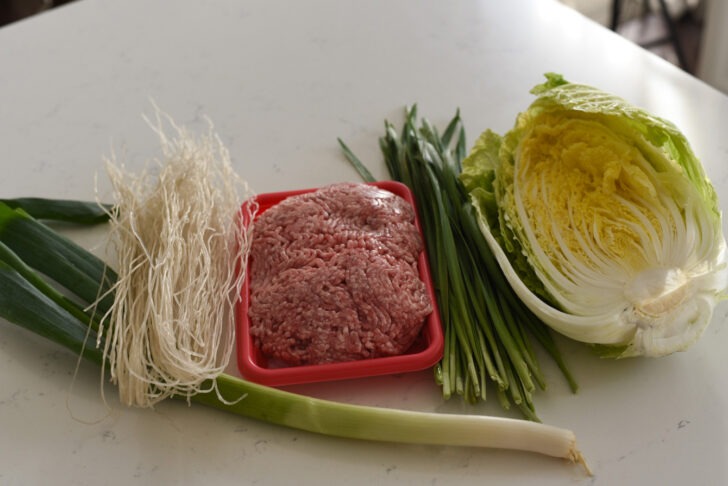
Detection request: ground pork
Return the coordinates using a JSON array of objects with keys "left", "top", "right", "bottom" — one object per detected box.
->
[{"left": 248, "top": 182, "right": 432, "bottom": 366}]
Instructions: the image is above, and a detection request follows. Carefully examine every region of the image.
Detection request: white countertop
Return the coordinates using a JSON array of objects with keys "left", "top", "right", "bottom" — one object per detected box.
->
[{"left": 1, "top": 0, "right": 727, "bottom": 484}]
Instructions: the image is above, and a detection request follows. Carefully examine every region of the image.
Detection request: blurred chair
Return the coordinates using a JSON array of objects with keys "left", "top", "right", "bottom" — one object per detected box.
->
[
  {"left": 610, "top": 0, "right": 693, "bottom": 71},
  {"left": 0, "top": 0, "right": 75, "bottom": 27}
]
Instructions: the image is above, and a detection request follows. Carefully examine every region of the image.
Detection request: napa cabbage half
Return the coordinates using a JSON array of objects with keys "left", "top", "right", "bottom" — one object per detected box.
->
[{"left": 460, "top": 73, "right": 727, "bottom": 357}]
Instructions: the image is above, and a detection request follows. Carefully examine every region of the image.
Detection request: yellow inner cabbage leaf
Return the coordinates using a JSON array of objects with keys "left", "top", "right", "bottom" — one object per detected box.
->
[{"left": 516, "top": 114, "right": 672, "bottom": 275}]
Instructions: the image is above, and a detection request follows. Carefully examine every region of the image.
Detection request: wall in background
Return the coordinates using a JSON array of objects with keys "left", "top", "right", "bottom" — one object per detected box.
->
[{"left": 698, "top": 0, "right": 728, "bottom": 93}]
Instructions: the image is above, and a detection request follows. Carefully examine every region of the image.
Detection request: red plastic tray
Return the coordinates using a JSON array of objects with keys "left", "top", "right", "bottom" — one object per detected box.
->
[{"left": 236, "top": 180, "right": 443, "bottom": 386}]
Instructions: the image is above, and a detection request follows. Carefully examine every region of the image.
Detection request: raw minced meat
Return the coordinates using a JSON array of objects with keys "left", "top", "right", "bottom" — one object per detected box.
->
[{"left": 248, "top": 182, "right": 433, "bottom": 366}]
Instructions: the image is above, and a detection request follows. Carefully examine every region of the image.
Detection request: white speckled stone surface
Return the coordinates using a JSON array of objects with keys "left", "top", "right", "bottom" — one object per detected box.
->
[{"left": 1, "top": 1, "right": 727, "bottom": 484}]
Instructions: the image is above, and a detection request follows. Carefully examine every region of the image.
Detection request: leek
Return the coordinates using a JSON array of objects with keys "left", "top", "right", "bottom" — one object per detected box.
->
[
  {"left": 0, "top": 202, "right": 116, "bottom": 314},
  {"left": 0, "top": 197, "right": 588, "bottom": 470},
  {"left": 0, "top": 197, "right": 112, "bottom": 224}
]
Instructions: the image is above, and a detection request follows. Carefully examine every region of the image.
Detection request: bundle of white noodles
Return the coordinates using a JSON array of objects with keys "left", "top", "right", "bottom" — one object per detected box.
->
[{"left": 98, "top": 110, "right": 256, "bottom": 408}]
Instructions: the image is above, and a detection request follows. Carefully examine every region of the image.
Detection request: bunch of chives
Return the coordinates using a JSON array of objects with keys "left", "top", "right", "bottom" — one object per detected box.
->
[{"left": 340, "top": 106, "right": 577, "bottom": 420}]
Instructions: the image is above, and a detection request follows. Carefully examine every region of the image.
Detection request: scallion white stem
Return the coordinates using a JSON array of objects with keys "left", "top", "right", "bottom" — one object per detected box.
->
[{"left": 193, "top": 373, "right": 589, "bottom": 473}]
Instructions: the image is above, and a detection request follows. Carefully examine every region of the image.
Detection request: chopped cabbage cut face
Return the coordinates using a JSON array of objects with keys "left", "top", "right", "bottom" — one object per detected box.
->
[{"left": 460, "top": 73, "right": 727, "bottom": 358}]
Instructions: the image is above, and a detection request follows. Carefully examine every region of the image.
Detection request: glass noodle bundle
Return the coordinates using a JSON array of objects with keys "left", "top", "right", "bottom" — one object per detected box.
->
[{"left": 98, "top": 109, "right": 257, "bottom": 407}]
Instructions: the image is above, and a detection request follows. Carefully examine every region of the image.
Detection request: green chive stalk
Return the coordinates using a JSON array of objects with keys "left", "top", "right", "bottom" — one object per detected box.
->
[
  {"left": 339, "top": 106, "right": 578, "bottom": 420},
  {"left": 0, "top": 198, "right": 588, "bottom": 471}
]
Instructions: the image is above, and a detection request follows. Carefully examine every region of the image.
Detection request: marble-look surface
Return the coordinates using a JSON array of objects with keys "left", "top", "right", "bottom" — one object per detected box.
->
[{"left": 1, "top": 0, "right": 727, "bottom": 484}]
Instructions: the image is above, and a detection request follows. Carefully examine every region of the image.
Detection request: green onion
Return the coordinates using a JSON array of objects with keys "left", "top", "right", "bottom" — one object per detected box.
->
[
  {"left": 0, "top": 202, "right": 116, "bottom": 315},
  {"left": 339, "top": 106, "right": 578, "bottom": 420},
  {"left": 197, "top": 373, "right": 583, "bottom": 460},
  {"left": 0, "top": 197, "right": 589, "bottom": 471},
  {"left": 0, "top": 197, "right": 112, "bottom": 224},
  {"left": 0, "top": 251, "right": 102, "bottom": 363}
]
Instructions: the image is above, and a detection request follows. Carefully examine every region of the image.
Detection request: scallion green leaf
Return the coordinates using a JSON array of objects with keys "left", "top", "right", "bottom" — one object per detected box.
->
[{"left": 0, "top": 197, "right": 112, "bottom": 224}]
